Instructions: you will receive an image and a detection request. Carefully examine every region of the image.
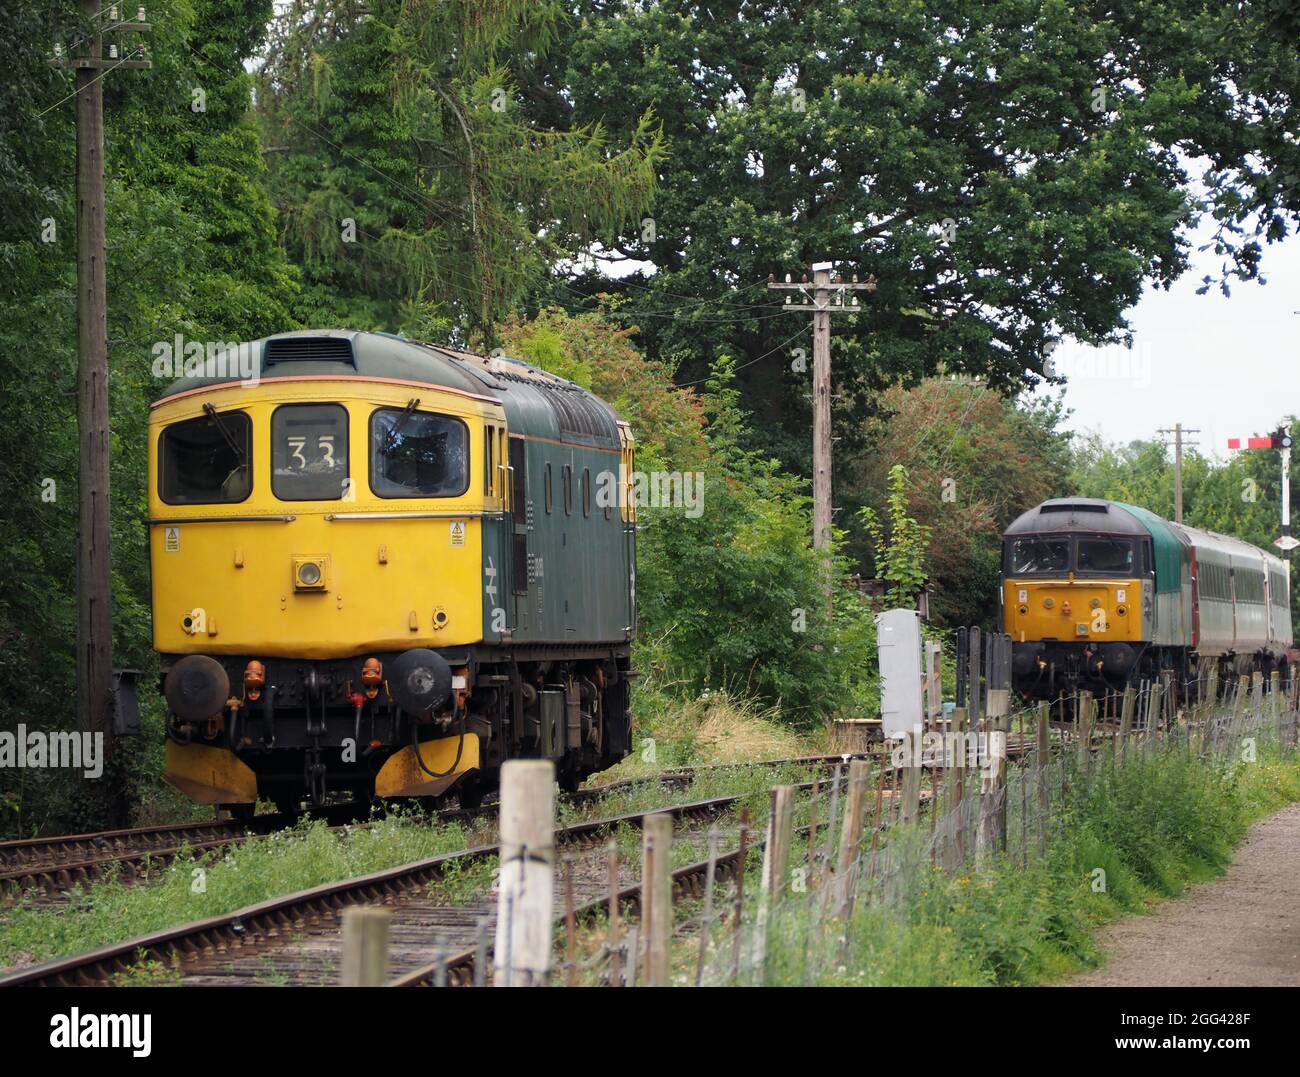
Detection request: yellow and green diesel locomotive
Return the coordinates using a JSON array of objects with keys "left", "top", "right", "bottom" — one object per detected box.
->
[
  {"left": 150, "top": 331, "right": 636, "bottom": 814},
  {"left": 1002, "top": 498, "right": 1293, "bottom": 699}
]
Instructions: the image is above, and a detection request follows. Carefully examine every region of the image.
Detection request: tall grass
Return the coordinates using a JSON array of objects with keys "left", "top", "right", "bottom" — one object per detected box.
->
[{"left": 721, "top": 744, "right": 1300, "bottom": 986}]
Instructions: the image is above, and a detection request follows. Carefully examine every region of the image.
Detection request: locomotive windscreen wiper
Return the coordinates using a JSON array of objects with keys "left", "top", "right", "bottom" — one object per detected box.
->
[
  {"left": 203, "top": 402, "right": 247, "bottom": 466},
  {"left": 381, "top": 397, "right": 421, "bottom": 456}
]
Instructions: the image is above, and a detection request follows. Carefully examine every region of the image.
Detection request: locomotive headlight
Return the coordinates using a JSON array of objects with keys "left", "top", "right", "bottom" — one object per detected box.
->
[{"left": 293, "top": 556, "right": 327, "bottom": 591}]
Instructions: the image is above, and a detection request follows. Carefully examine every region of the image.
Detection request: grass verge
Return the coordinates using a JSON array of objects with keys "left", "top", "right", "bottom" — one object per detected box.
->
[{"left": 697, "top": 744, "right": 1300, "bottom": 986}]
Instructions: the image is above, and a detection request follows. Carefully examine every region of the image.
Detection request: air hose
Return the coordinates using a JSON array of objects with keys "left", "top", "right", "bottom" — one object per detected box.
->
[{"left": 411, "top": 700, "right": 468, "bottom": 779}]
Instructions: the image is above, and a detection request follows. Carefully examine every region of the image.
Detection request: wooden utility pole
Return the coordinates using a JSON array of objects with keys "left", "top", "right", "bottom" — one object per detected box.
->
[
  {"left": 1158, "top": 423, "right": 1199, "bottom": 524},
  {"left": 76, "top": 0, "right": 113, "bottom": 768},
  {"left": 769, "top": 267, "right": 876, "bottom": 550},
  {"left": 56, "top": 6, "right": 151, "bottom": 821}
]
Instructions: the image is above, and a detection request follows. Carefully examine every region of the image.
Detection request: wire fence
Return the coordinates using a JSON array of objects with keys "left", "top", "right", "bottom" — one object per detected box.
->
[{"left": 683, "top": 669, "right": 1300, "bottom": 987}]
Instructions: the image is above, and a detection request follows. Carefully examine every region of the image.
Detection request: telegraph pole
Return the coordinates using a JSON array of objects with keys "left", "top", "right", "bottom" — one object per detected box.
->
[
  {"left": 54, "top": 5, "right": 151, "bottom": 822},
  {"left": 1158, "top": 422, "right": 1199, "bottom": 524},
  {"left": 768, "top": 266, "right": 876, "bottom": 550}
]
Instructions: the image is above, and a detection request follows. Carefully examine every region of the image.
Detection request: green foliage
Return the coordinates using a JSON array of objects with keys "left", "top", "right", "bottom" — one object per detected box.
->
[
  {"left": 847, "top": 378, "right": 1073, "bottom": 627},
  {"left": 636, "top": 356, "right": 880, "bottom": 725},
  {"left": 0, "top": 1, "right": 300, "bottom": 838},
  {"left": 531, "top": 0, "right": 1300, "bottom": 474},
  {"left": 496, "top": 311, "right": 880, "bottom": 724},
  {"left": 858, "top": 464, "right": 931, "bottom": 608},
  {"left": 756, "top": 744, "right": 1300, "bottom": 986},
  {"left": 258, "top": 0, "right": 664, "bottom": 343}
]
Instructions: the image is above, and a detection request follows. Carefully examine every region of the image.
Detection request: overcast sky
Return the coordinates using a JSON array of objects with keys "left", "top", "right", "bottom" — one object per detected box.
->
[{"left": 1034, "top": 222, "right": 1299, "bottom": 462}]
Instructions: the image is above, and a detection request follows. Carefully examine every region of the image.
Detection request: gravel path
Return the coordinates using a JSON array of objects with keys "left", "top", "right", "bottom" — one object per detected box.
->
[{"left": 1071, "top": 801, "right": 1300, "bottom": 986}]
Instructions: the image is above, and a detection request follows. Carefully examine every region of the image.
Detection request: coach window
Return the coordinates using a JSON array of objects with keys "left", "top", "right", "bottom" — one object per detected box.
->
[
  {"left": 544, "top": 462, "right": 553, "bottom": 513},
  {"left": 484, "top": 426, "right": 494, "bottom": 496},
  {"left": 563, "top": 464, "right": 573, "bottom": 516},
  {"left": 370, "top": 406, "right": 469, "bottom": 498},
  {"left": 159, "top": 408, "right": 252, "bottom": 505},
  {"left": 272, "top": 404, "right": 349, "bottom": 501},
  {"left": 582, "top": 467, "right": 592, "bottom": 517}
]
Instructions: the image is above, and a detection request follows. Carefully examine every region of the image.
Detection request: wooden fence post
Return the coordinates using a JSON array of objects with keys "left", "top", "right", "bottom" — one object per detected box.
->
[
  {"left": 833, "top": 760, "right": 869, "bottom": 913},
  {"left": 1147, "top": 681, "right": 1164, "bottom": 750},
  {"left": 1199, "top": 666, "right": 1218, "bottom": 758},
  {"left": 1271, "top": 670, "right": 1283, "bottom": 750},
  {"left": 1077, "top": 690, "right": 1093, "bottom": 773},
  {"left": 1035, "top": 701, "right": 1050, "bottom": 857},
  {"left": 925, "top": 640, "right": 943, "bottom": 728},
  {"left": 753, "top": 785, "right": 795, "bottom": 982},
  {"left": 640, "top": 812, "right": 674, "bottom": 987},
  {"left": 900, "top": 728, "right": 922, "bottom": 826},
  {"left": 835, "top": 760, "right": 869, "bottom": 878},
  {"left": 494, "top": 759, "right": 555, "bottom": 987},
  {"left": 1119, "top": 685, "right": 1134, "bottom": 764},
  {"left": 948, "top": 706, "right": 968, "bottom": 871},
  {"left": 1232, "top": 675, "right": 1249, "bottom": 746},
  {"left": 976, "top": 724, "right": 1007, "bottom": 867},
  {"left": 341, "top": 906, "right": 391, "bottom": 986}
]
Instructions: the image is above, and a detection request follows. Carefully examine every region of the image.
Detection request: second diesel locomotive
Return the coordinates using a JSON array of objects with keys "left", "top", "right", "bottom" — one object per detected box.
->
[
  {"left": 150, "top": 331, "right": 637, "bottom": 814},
  {"left": 1002, "top": 498, "right": 1292, "bottom": 699}
]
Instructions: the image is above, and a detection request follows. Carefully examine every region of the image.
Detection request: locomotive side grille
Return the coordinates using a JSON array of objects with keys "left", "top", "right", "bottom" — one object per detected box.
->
[{"left": 264, "top": 337, "right": 356, "bottom": 366}]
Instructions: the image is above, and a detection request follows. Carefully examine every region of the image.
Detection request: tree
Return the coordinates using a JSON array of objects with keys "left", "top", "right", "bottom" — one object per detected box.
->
[
  {"left": 529, "top": 0, "right": 1300, "bottom": 473},
  {"left": 859, "top": 464, "right": 931, "bottom": 610},
  {"left": 257, "top": 0, "right": 664, "bottom": 344},
  {"left": 0, "top": 1, "right": 301, "bottom": 835},
  {"left": 846, "top": 378, "right": 1071, "bottom": 627}
]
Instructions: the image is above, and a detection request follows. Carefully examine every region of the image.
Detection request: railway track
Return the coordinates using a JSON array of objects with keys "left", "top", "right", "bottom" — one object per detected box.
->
[
  {"left": 0, "top": 791, "right": 760, "bottom": 987},
  {"left": 0, "top": 802, "right": 369, "bottom": 903},
  {"left": 2, "top": 740, "right": 1049, "bottom": 987},
  {"left": 390, "top": 814, "right": 793, "bottom": 987},
  {"left": 0, "top": 753, "right": 876, "bottom": 904}
]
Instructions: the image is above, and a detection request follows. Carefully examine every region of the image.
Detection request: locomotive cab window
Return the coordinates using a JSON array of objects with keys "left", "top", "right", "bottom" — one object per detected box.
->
[
  {"left": 159, "top": 409, "right": 252, "bottom": 504},
  {"left": 1008, "top": 537, "right": 1069, "bottom": 575},
  {"left": 370, "top": 407, "right": 469, "bottom": 498},
  {"left": 272, "top": 404, "right": 349, "bottom": 501},
  {"left": 1076, "top": 536, "right": 1135, "bottom": 575}
]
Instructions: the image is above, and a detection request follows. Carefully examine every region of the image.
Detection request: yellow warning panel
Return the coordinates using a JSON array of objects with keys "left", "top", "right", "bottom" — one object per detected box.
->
[
  {"left": 163, "top": 739, "right": 257, "bottom": 804},
  {"left": 376, "top": 732, "right": 480, "bottom": 798}
]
